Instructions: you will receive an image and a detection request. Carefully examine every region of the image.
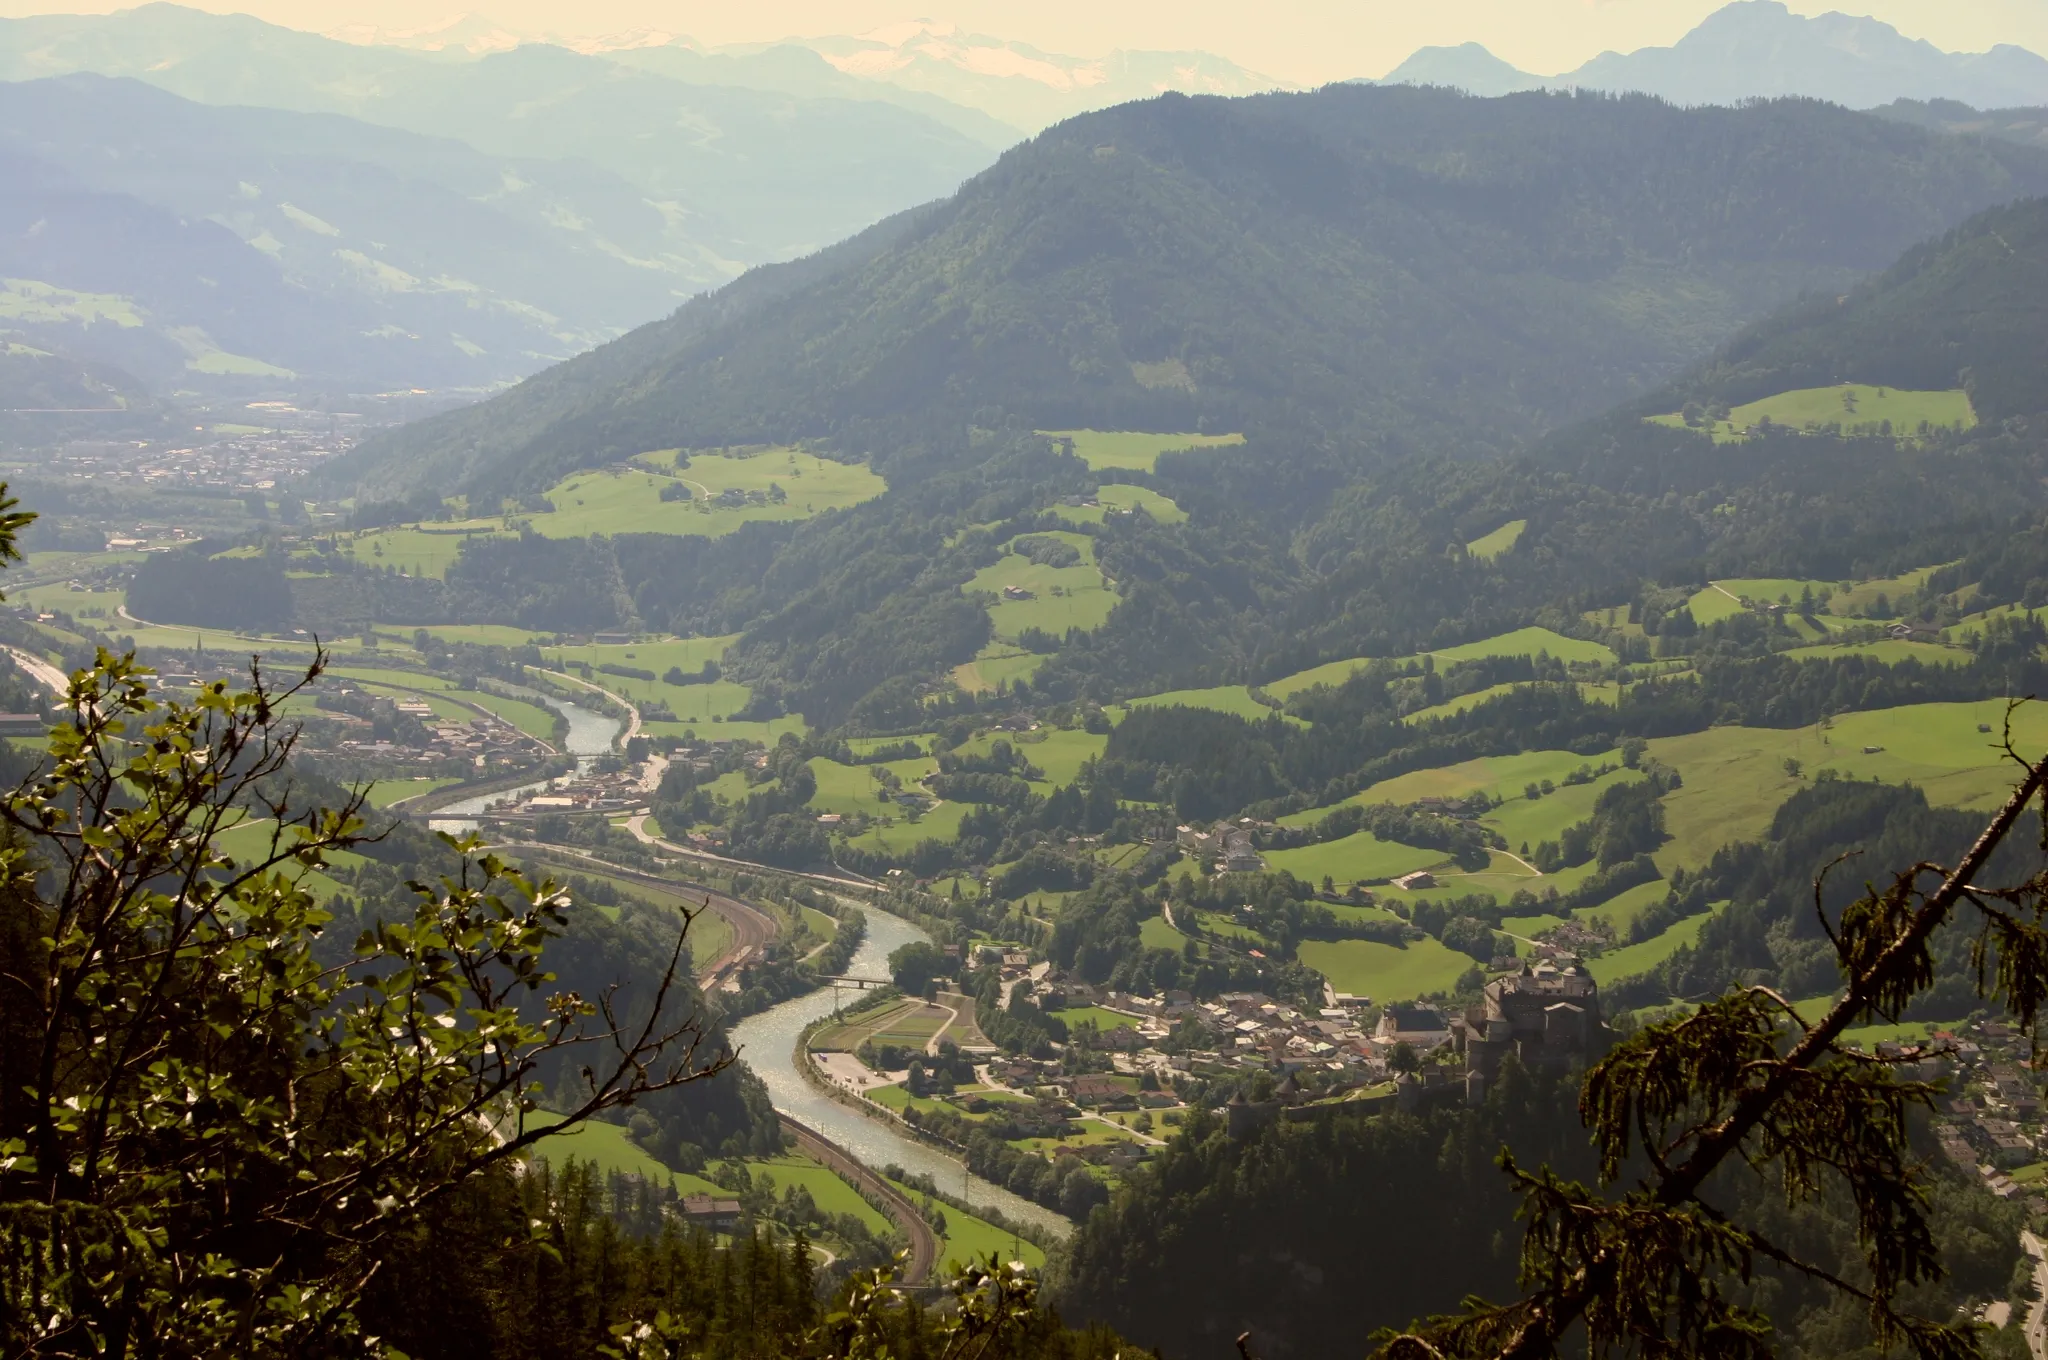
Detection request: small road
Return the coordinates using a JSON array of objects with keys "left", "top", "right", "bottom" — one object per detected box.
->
[
  {"left": 780, "top": 1115, "right": 938, "bottom": 1285},
  {"left": 2, "top": 645, "right": 69, "bottom": 698},
  {"left": 2022, "top": 1230, "right": 2047, "bottom": 1360}
]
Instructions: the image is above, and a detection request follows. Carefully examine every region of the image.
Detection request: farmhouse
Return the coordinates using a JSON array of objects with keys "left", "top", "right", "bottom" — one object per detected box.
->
[
  {"left": 680, "top": 1194, "right": 743, "bottom": 1230},
  {"left": 1394, "top": 870, "right": 1436, "bottom": 890}
]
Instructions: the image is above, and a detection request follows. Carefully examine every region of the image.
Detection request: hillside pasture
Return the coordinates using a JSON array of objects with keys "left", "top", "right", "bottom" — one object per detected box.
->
[
  {"left": 339, "top": 523, "right": 507, "bottom": 579},
  {"left": 1647, "top": 385, "right": 1974, "bottom": 443},
  {"left": 1586, "top": 912, "right": 1711, "bottom": 984},
  {"left": 1054, "top": 484, "right": 1188, "bottom": 526},
  {"left": 1123, "top": 686, "right": 1283, "bottom": 724},
  {"left": 1263, "top": 833, "right": 1445, "bottom": 885},
  {"left": 1645, "top": 701, "right": 2048, "bottom": 869},
  {"left": 951, "top": 644, "right": 1046, "bottom": 694},
  {"left": 1781, "top": 639, "right": 1966, "bottom": 666},
  {"left": 1297, "top": 936, "right": 1475, "bottom": 1003},
  {"left": 966, "top": 532, "right": 1116, "bottom": 640},
  {"left": 1041, "top": 429, "right": 1246, "bottom": 472},
  {"left": 1465, "top": 519, "right": 1526, "bottom": 560},
  {"left": 949, "top": 727, "right": 1107, "bottom": 788},
  {"left": 1268, "top": 627, "right": 1616, "bottom": 700},
  {"left": 525, "top": 451, "right": 884, "bottom": 539}
]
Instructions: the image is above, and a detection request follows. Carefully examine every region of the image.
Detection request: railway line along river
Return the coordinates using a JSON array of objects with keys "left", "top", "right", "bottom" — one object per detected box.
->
[{"left": 729, "top": 904, "right": 1070, "bottom": 1243}]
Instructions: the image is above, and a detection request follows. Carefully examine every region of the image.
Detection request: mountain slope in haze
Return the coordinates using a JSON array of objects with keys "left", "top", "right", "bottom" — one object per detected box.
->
[
  {"left": 1379, "top": 1, "right": 2048, "bottom": 109},
  {"left": 0, "top": 74, "right": 736, "bottom": 384},
  {"left": 0, "top": 4, "right": 1002, "bottom": 266},
  {"left": 342, "top": 86, "right": 2048, "bottom": 500},
  {"left": 1535, "top": 193, "right": 2048, "bottom": 494},
  {"left": 1646, "top": 195, "right": 2048, "bottom": 422},
  {"left": 785, "top": 23, "right": 1287, "bottom": 133},
  {"left": 1872, "top": 99, "right": 2048, "bottom": 152},
  {"left": 1376, "top": 43, "right": 1545, "bottom": 97}
]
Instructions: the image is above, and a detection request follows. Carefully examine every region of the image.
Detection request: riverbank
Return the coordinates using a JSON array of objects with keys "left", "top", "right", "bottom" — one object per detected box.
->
[{"left": 728, "top": 906, "right": 1070, "bottom": 1241}]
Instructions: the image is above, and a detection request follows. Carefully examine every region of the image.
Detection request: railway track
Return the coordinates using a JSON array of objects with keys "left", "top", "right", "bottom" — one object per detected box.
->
[
  {"left": 780, "top": 1115, "right": 939, "bottom": 1286},
  {"left": 508, "top": 845, "right": 779, "bottom": 986}
]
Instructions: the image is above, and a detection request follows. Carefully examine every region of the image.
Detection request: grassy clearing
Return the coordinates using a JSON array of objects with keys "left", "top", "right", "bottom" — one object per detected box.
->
[
  {"left": 339, "top": 524, "right": 506, "bottom": 579},
  {"left": 525, "top": 1113, "right": 724, "bottom": 1191},
  {"left": 1466, "top": 520, "right": 1526, "bottom": 561},
  {"left": 1140, "top": 912, "right": 1189, "bottom": 952},
  {"left": 1831, "top": 564, "right": 1950, "bottom": 616},
  {"left": 1646, "top": 385, "right": 1974, "bottom": 443},
  {"left": 951, "top": 644, "right": 1047, "bottom": 694},
  {"left": 1046, "top": 1006, "right": 1143, "bottom": 1033},
  {"left": 913, "top": 1188, "right": 1045, "bottom": 1271},
  {"left": 1484, "top": 767, "right": 1648, "bottom": 849},
  {"left": 540, "top": 638, "right": 751, "bottom": 724},
  {"left": 951, "top": 729, "right": 1108, "bottom": 789},
  {"left": 1322, "top": 747, "right": 1629, "bottom": 815},
  {"left": 750, "top": 1153, "right": 894, "bottom": 1237},
  {"left": 1269, "top": 627, "right": 1616, "bottom": 699},
  {"left": 519, "top": 452, "right": 884, "bottom": 540},
  {"left": 411, "top": 624, "right": 547, "bottom": 647},
  {"left": 1573, "top": 879, "right": 1676, "bottom": 934},
  {"left": 1123, "top": 686, "right": 1284, "bottom": 724},
  {"left": 966, "top": 532, "right": 1116, "bottom": 640},
  {"left": 362, "top": 776, "right": 461, "bottom": 808},
  {"left": 464, "top": 690, "right": 559, "bottom": 742},
  {"left": 1781, "top": 640, "right": 1966, "bottom": 667},
  {"left": 1263, "top": 833, "right": 1445, "bottom": 885},
  {"left": 1429, "top": 627, "right": 1616, "bottom": 667},
  {"left": 1645, "top": 701, "right": 2048, "bottom": 869},
  {"left": 1297, "top": 937, "right": 1475, "bottom": 1002},
  {"left": 841, "top": 801, "right": 972, "bottom": 856},
  {"left": 1042, "top": 430, "right": 1246, "bottom": 472},
  {"left": 1585, "top": 913, "right": 1710, "bottom": 984},
  {"left": 811, "top": 998, "right": 924, "bottom": 1052},
  {"left": 1053, "top": 484, "right": 1188, "bottom": 527}
]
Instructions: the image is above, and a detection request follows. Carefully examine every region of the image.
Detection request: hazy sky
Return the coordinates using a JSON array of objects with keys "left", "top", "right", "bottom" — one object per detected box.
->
[{"left": 7, "top": 0, "right": 2047, "bottom": 83}]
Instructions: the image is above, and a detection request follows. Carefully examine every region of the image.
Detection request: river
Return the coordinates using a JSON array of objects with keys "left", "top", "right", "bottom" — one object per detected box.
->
[
  {"left": 427, "top": 695, "right": 619, "bottom": 832},
  {"left": 729, "top": 905, "right": 1071, "bottom": 1241}
]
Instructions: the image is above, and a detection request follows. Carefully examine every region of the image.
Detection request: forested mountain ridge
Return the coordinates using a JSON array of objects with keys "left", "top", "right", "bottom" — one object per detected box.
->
[
  {"left": 1541, "top": 193, "right": 2048, "bottom": 491},
  {"left": 340, "top": 85, "right": 2048, "bottom": 500}
]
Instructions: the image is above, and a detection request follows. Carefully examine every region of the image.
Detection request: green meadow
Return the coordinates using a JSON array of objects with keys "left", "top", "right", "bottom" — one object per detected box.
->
[
  {"left": 517, "top": 451, "right": 885, "bottom": 541},
  {"left": 1643, "top": 700, "right": 2048, "bottom": 869},
  {"left": 948, "top": 728, "right": 1107, "bottom": 788},
  {"left": 1297, "top": 936, "right": 1475, "bottom": 1002},
  {"left": 1647, "top": 384, "right": 1975, "bottom": 443},
  {"left": 1262, "top": 833, "right": 1445, "bottom": 884},
  {"left": 1053, "top": 484, "right": 1189, "bottom": 526},
  {"left": 1585, "top": 912, "right": 1711, "bottom": 984},
  {"left": 1269, "top": 627, "right": 1616, "bottom": 699},
  {"left": 1781, "top": 640, "right": 1964, "bottom": 666},
  {"left": 340, "top": 523, "right": 508, "bottom": 579},
  {"left": 951, "top": 644, "right": 1047, "bottom": 694},
  {"left": 1041, "top": 429, "right": 1247, "bottom": 472},
  {"left": 1465, "top": 519, "right": 1526, "bottom": 561},
  {"left": 966, "top": 532, "right": 1117, "bottom": 639},
  {"left": 1123, "top": 685, "right": 1285, "bottom": 724}
]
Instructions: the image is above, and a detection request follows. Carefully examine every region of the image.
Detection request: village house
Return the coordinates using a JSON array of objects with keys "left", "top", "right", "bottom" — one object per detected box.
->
[{"left": 1374, "top": 1003, "right": 1452, "bottom": 1052}]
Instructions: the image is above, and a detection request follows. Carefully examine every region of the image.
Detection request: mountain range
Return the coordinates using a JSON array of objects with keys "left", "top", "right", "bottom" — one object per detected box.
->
[
  {"left": 336, "top": 85, "right": 2048, "bottom": 500},
  {"left": 0, "top": 5, "right": 1013, "bottom": 391},
  {"left": 321, "top": 12, "right": 1286, "bottom": 134},
  {"left": 1380, "top": 1, "right": 2048, "bottom": 110}
]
